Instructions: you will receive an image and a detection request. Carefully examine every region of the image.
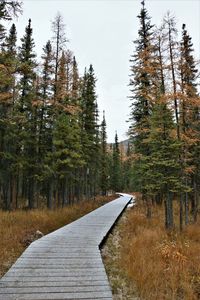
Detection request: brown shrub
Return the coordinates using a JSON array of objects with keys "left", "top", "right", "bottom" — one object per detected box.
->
[{"left": 119, "top": 201, "right": 200, "bottom": 300}]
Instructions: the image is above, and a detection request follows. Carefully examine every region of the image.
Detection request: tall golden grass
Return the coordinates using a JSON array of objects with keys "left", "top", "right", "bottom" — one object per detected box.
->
[
  {"left": 119, "top": 201, "right": 200, "bottom": 300},
  {"left": 0, "top": 195, "right": 115, "bottom": 277}
]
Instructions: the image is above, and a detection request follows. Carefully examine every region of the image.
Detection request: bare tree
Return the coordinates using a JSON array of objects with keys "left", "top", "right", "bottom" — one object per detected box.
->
[{"left": 51, "top": 12, "right": 68, "bottom": 100}]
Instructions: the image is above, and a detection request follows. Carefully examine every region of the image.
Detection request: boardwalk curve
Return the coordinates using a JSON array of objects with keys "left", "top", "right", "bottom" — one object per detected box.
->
[{"left": 0, "top": 194, "right": 132, "bottom": 300}]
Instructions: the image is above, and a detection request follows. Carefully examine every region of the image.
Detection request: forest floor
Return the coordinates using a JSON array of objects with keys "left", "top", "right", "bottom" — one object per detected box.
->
[
  {"left": 0, "top": 194, "right": 115, "bottom": 278},
  {"left": 102, "top": 195, "right": 200, "bottom": 300}
]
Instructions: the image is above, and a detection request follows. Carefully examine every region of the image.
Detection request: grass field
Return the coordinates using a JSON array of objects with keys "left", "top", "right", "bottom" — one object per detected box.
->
[{"left": 116, "top": 198, "right": 200, "bottom": 300}]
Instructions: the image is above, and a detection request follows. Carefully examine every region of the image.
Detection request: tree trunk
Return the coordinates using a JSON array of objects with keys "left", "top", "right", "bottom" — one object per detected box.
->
[
  {"left": 47, "top": 180, "right": 54, "bottom": 209},
  {"left": 146, "top": 196, "right": 152, "bottom": 219},
  {"left": 28, "top": 178, "right": 35, "bottom": 209},
  {"left": 180, "top": 193, "right": 184, "bottom": 231},
  {"left": 185, "top": 192, "right": 189, "bottom": 225},
  {"left": 168, "top": 191, "right": 174, "bottom": 229}
]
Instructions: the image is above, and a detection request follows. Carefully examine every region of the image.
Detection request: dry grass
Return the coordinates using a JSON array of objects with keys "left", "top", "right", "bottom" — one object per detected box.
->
[
  {"left": 0, "top": 195, "right": 115, "bottom": 278},
  {"left": 102, "top": 215, "right": 140, "bottom": 300},
  {"left": 118, "top": 201, "right": 200, "bottom": 300}
]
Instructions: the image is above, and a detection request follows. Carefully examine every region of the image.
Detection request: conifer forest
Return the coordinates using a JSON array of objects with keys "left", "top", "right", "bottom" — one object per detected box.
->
[
  {"left": 0, "top": 0, "right": 200, "bottom": 233},
  {"left": 0, "top": 1, "right": 125, "bottom": 211}
]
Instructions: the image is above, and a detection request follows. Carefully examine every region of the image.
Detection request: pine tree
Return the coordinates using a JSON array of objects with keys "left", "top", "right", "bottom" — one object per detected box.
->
[
  {"left": 0, "top": 2, "right": 21, "bottom": 209},
  {"left": 0, "top": 1, "right": 21, "bottom": 44},
  {"left": 111, "top": 133, "right": 121, "bottom": 192},
  {"left": 18, "top": 18, "right": 37, "bottom": 209},
  {"left": 42, "top": 44, "right": 84, "bottom": 206},
  {"left": 71, "top": 56, "right": 79, "bottom": 100},
  {"left": 56, "top": 50, "right": 68, "bottom": 103},
  {"left": 122, "top": 142, "right": 132, "bottom": 191},
  {"left": 100, "top": 111, "right": 108, "bottom": 195},
  {"left": 129, "top": 1, "right": 154, "bottom": 142},
  {"left": 38, "top": 40, "right": 54, "bottom": 208},
  {"left": 0, "top": 23, "right": 17, "bottom": 102},
  {"left": 179, "top": 24, "right": 200, "bottom": 224},
  {"left": 0, "top": 2, "right": 107, "bottom": 210},
  {"left": 129, "top": 0, "right": 155, "bottom": 216},
  {"left": 81, "top": 65, "right": 99, "bottom": 198},
  {"left": 41, "top": 40, "right": 54, "bottom": 101},
  {"left": 146, "top": 102, "right": 181, "bottom": 228},
  {"left": 53, "top": 110, "right": 84, "bottom": 207},
  {"left": 0, "top": 22, "right": 18, "bottom": 209}
]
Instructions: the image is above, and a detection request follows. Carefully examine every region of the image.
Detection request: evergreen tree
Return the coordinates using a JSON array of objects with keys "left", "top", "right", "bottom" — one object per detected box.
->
[
  {"left": 18, "top": 18, "right": 37, "bottom": 208},
  {"left": 71, "top": 56, "right": 79, "bottom": 100},
  {"left": 41, "top": 40, "right": 54, "bottom": 101},
  {"left": 129, "top": 0, "right": 154, "bottom": 145},
  {"left": 146, "top": 102, "right": 181, "bottom": 228},
  {"left": 0, "top": 1, "right": 21, "bottom": 44},
  {"left": 179, "top": 24, "right": 200, "bottom": 224},
  {"left": 0, "top": 2, "right": 21, "bottom": 210},
  {"left": 100, "top": 111, "right": 108, "bottom": 195},
  {"left": 38, "top": 40, "right": 54, "bottom": 208},
  {"left": 0, "top": 22, "right": 18, "bottom": 209},
  {"left": 53, "top": 110, "right": 84, "bottom": 206},
  {"left": 56, "top": 50, "right": 68, "bottom": 103},
  {"left": 122, "top": 142, "right": 132, "bottom": 191},
  {"left": 111, "top": 133, "right": 121, "bottom": 192},
  {"left": 129, "top": 0, "right": 155, "bottom": 215},
  {"left": 0, "top": 2, "right": 107, "bottom": 210},
  {"left": 0, "top": 23, "right": 17, "bottom": 102},
  {"left": 81, "top": 65, "right": 99, "bottom": 198}
]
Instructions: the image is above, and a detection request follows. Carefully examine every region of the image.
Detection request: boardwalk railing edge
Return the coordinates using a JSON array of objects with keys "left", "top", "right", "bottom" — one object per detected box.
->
[{"left": 98, "top": 193, "right": 134, "bottom": 250}]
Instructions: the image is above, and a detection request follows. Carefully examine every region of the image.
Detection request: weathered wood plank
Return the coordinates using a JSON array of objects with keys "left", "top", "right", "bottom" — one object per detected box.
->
[
  {"left": 0, "top": 280, "right": 109, "bottom": 288},
  {"left": 0, "top": 291, "right": 113, "bottom": 299},
  {"left": 1, "top": 275, "right": 108, "bottom": 283},
  {"left": 0, "top": 195, "right": 132, "bottom": 300},
  {"left": 0, "top": 285, "right": 111, "bottom": 294},
  {"left": 4, "top": 268, "right": 106, "bottom": 277}
]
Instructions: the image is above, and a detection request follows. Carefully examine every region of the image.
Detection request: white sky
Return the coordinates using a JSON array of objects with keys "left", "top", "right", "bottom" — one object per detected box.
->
[{"left": 10, "top": 0, "right": 200, "bottom": 142}]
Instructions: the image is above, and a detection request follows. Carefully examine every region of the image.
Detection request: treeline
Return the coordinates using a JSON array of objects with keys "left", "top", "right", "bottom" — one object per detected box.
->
[
  {"left": 0, "top": 1, "right": 131, "bottom": 210},
  {"left": 129, "top": 1, "right": 200, "bottom": 230}
]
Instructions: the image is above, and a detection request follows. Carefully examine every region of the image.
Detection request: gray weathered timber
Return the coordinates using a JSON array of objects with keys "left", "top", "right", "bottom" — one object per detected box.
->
[{"left": 0, "top": 195, "right": 132, "bottom": 300}]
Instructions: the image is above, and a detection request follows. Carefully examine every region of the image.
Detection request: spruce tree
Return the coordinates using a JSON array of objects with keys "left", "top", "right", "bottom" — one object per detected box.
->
[
  {"left": 18, "top": 18, "right": 37, "bottom": 208},
  {"left": 56, "top": 50, "right": 68, "bottom": 103},
  {"left": 53, "top": 110, "right": 84, "bottom": 206},
  {"left": 0, "top": 2, "right": 21, "bottom": 210},
  {"left": 146, "top": 102, "right": 181, "bottom": 229},
  {"left": 129, "top": 0, "right": 155, "bottom": 215},
  {"left": 0, "top": 1, "right": 21, "bottom": 44},
  {"left": 111, "top": 133, "right": 121, "bottom": 192},
  {"left": 38, "top": 40, "right": 54, "bottom": 208},
  {"left": 71, "top": 56, "right": 79, "bottom": 100},
  {"left": 0, "top": 22, "right": 18, "bottom": 209},
  {"left": 100, "top": 111, "right": 108, "bottom": 195},
  {"left": 81, "top": 65, "right": 99, "bottom": 198},
  {"left": 179, "top": 24, "right": 200, "bottom": 224},
  {"left": 122, "top": 142, "right": 132, "bottom": 191}
]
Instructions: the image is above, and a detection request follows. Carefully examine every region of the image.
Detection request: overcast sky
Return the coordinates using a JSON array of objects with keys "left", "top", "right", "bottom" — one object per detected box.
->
[{"left": 12, "top": 0, "right": 200, "bottom": 142}]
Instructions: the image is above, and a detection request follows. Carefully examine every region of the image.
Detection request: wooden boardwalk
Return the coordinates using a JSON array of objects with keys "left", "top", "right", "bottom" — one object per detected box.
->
[{"left": 0, "top": 194, "right": 132, "bottom": 300}]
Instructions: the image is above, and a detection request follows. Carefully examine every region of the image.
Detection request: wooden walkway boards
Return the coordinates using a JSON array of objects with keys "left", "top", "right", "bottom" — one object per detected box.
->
[{"left": 0, "top": 194, "right": 132, "bottom": 300}]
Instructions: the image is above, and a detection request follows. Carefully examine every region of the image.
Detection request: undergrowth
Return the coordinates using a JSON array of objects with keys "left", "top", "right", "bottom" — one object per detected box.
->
[{"left": 118, "top": 200, "right": 200, "bottom": 300}]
